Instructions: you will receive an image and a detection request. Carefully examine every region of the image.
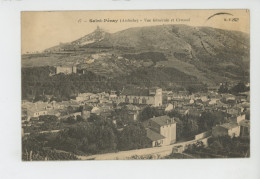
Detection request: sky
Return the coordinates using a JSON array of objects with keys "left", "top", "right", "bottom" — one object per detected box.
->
[{"left": 21, "top": 9, "right": 250, "bottom": 54}]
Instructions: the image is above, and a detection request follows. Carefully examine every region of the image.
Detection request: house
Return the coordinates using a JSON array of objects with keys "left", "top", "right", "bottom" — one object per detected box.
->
[
  {"left": 208, "top": 98, "right": 218, "bottom": 105},
  {"left": 200, "top": 96, "right": 208, "bottom": 102},
  {"left": 165, "top": 104, "right": 174, "bottom": 112},
  {"left": 212, "top": 123, "right": 240, "bottom": 138},
  {"left": 226, "top": 108, "right": 240, "bottom": 116},
  {"left": 172, "top": 91, "right": 190, "bottom": 100},
  {"left": 146, "top": 128, "right": 166, "bottom": 147},
  {"left": 162, "top": 91, "right": 174, "bottom": 103},
  {"left": 109, "top": 90, "right": 117, "bottom": 99},
  {"left": 71, "top": 112, "right": 82, "bottom": 118},
  {"left": 115, "top": 87, "right": 162, "bottom": 107},
  {"left": 56, "top": 65, "right": 77, "bottom": 74},
  {"left": 81, "top": 110, "right": 91, "bottom": 120},
  {"left": 76, "top": 93, "right": 93, "bottom": 101},
  {"left": 144, "top": 115, "right": 176, "bottom": 147},
  {"left": 185, "top": 108, "right": 201, "bottom": 118},
  {"left": 91, "top": 106, "right": 101, "bottom": 115},
  {"left": 27, "top": 109, "right": 48, "bottom": 118},
  {"left": 125, "top": 105, "right": 141, "bottom": 121}
]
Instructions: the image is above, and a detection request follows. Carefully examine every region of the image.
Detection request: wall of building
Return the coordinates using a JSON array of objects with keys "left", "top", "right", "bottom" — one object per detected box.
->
[
  {"left": 195, "top": 131, "right": 211, "bottom": 140},
  {"left": 114, "top": 88, "right": 162, "bottom": 106},
  {"left": 237, "top": 114, "right": 246, "bottom": 123},
  {"left": 228, "top": 126, "right": 240, "bottom": 137},
  {"left": 72, "top": 66, "right": 77, "bottom": 73},
  {"left": 154, "top": 88, "right": 163, "bottom": 107},
  {"left": 115, "top": 95, "right": 156, "bottom": 105},
  {"left": 152, "top": 139, "right": 166, "bottom": 147},
  {"left": 160, "top": 123, "right": 176, "bottom": 145},
  {"left": 28, "top": 110, "right": 48, "bottom": 118},
  {"left": 240, "top": 126, "right": 250, "bottom": 136},
  {"left": 56, "top": 66, "right": 77, "bottom": 74}
]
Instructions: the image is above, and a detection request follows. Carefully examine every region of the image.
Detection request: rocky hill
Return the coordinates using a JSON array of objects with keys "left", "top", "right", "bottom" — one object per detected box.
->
[{"left": 22, "top": 24, "right": 250, "bottom": 89}]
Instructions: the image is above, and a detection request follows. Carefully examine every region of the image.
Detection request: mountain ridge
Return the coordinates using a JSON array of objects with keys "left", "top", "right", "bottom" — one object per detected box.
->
[{"left": 22, "top": 24, "right": 250, "bottom": 89}]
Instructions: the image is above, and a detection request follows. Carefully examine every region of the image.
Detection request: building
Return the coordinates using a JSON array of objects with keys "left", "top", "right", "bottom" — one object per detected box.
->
[
  {"left": 144, "top": 115, "right": 176, "bottom": 147},
  {"left": 76, "top": 93, "right": 92, "bottom": 101},
  {"left": 81, "top": 110, "right": 91, "bottom": 120},
  {"left": 115, "top": 87, "right": 162, "bottom": 107},
  {"left": 124, "top": 105, "right": 141, "bottom": 121},
  {"left": 212, "top": 123, "right": 240, "bottom": 138},
  {"left": 145, "top": 128, "right": 166, "bottom": 147},
  {"left": 56, "top": 65, "right": 77, "bottom": 74},
  {"left": 27, "top": 109, "right": 48, "bottom": 118},
  {"left": 165, "top": 104, "right": 174, "bottom": 112},
  {"left": 109, "top": 90, "right": 117, "bottom": 99},
  {"left": 239, "top": 120, "right": 250, "bottom": 137}
]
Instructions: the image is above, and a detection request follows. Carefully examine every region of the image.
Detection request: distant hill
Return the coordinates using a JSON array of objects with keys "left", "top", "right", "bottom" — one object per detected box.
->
[{"left": 22, "top": 24, "right": 250, "bottom": 89}]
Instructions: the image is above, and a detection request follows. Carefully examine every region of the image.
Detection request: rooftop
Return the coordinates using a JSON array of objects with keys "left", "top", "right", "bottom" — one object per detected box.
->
[
  {"left": 146, "top": 128, "right": 165, "bottom": 141},
  {"left": 239, "top": 120, "right": 250, "bottom": 128},
  {"left": 220, "top": 123, "right": 239, "bottom": 129},
  {"left": 149, "top": 115, "right": 175, "bottom": 126}
]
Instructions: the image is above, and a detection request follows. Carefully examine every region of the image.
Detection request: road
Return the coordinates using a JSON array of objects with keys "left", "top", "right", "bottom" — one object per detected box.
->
[{"left": 77, "top": 137, "right": 209, "bottom": 160}]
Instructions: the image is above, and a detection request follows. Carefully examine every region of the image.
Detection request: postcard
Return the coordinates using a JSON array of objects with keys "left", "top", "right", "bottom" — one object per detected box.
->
[{"left": 21, "top": 10, "right": 250, "bottom": 161}]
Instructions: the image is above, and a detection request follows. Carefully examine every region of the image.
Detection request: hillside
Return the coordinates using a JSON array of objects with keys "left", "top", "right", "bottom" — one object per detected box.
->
[{"left": 22, "top": 24, "right": 250, "bottom": 89}]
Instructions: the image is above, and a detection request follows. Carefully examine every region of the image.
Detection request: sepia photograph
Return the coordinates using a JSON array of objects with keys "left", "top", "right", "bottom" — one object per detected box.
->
[{"left": 21, "top": 10, "right": 250, "bottom": 161}]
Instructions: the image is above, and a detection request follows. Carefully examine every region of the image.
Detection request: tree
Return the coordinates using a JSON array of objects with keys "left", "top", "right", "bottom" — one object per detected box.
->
[
  {"left": 182, "top": 118, "right": 199, "bottom": 138},
  {"left": 197, "top": 111, "right": 226, "bottom": 132},
  {"left": 76, "top": 115, "right": 83, "bottom": 122},
  {"left": 139, "top": 106, "right": 163, "bottom": 122},
  {"left": 230, "top": 82, "right": 248, "bottom": 94},
  {"left": 218, "top": 83, "right": 229, "bottom": 93},
  {"left": 174, "top": 117, "right": 184, "bottom": 140},
  {"left": 66, "top": 116, "right": 76, "bottom": 124},
  {"left": 39, "top": 115, "right": 58, "bottom": 122},
  {"left": 118, "top": 122, "right": 149, "bottom": 151}
]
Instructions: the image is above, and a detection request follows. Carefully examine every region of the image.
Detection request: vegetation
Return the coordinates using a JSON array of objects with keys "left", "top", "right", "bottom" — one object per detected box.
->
[
  {"left": 218, "top": 81, "right": 249, "bottom": 94},
  {"left": 230, "top": 82, "right": 249, "bottom": 94},
  {"left": 117, "top": 122, "right": 150, "bottom": 151},
  {"left": 22, "top": 133, "right": 78, "bottom": 161},
  {"left": 167, "top": 110, "right": 226, "bottom": 140},
  {"left": 22, "top": 149, "right": 78, "bottom": 161},
  {"left": 22, "top": 66, "right": 116, "bottom": 101},
  {"left": 139, "top": 106, "right": 165, "bottom": 122},
  {"left": 126, "top": 154, "right": 161, "bottom": 160},
  {"left": 22, "top": 119, "right": 150, "bottom": 159},
  {"left": 122, "top": 52, "right": 167, "bottom": 64},
  {"left": 197, "top": 111, "right": 227, "bottom": 132},
  {"left": 218, "top": 83, "right": 229, "bottom": 93},
  {"left": 184, "top": 136, "right": 250, "bottom": 158},
  {"left": 22, "top": 66, "right": 207, "bottom": 102}
]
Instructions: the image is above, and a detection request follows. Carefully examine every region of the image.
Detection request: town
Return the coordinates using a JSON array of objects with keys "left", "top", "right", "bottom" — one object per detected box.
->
[
  {"left": 21, "top": 22, "right": 250, "bottom": 160},
  {"left": 22, "top": 68, "right": 250, "bottom": 160}
]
